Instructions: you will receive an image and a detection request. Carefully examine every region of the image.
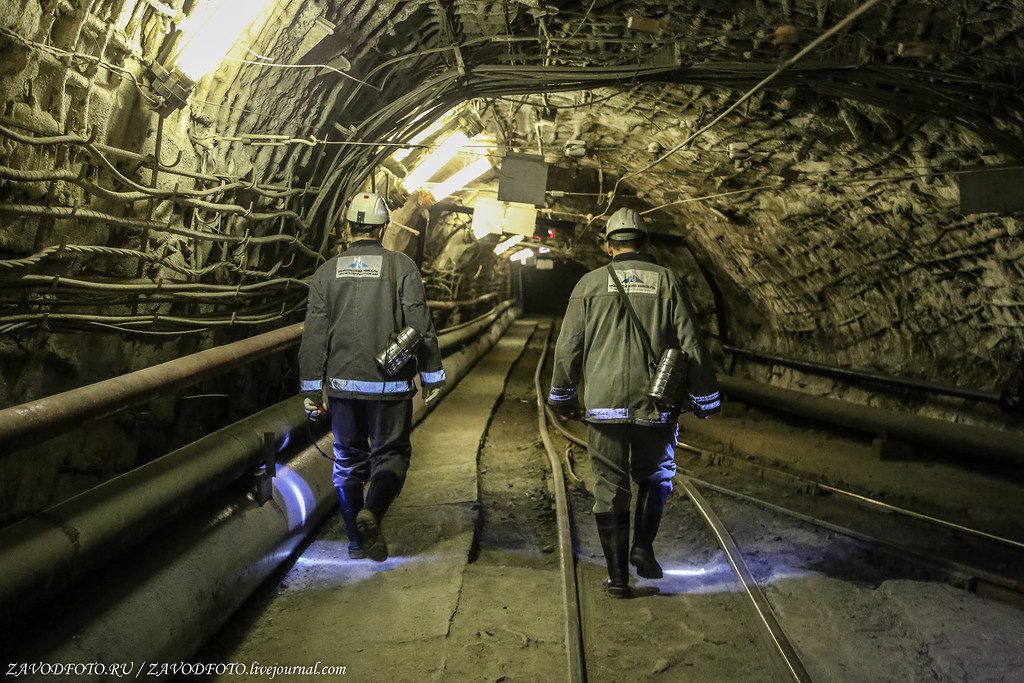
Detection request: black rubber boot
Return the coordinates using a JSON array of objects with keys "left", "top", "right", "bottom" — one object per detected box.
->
[
  {"left": 595, "top": 511, "right": 633, "bottom": 598},
  {"left": 630, "top": 480, "right": 670, "bottom": 579},
  {"left": 358, "top": 472, "right": 404, "bottom": 562},
  {"left": 336, "top": 484, "right": 366, "bottom": 559}
]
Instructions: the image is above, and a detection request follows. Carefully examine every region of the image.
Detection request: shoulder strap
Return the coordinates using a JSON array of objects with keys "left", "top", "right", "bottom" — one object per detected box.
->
[
  {"left": 607, "top": 264, "right": 657, "bottom": 371},
  {"left": 385, "top": 251, "right": 402, "bottom": 334}
]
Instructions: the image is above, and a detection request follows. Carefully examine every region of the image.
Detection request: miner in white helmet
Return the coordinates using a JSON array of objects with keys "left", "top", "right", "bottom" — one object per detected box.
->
[
  {"left": 548, "top": 207, "right": 719, "bottom": 597},
  {"left": 299, "top": 192, "right": 446, "bottom": 562}
]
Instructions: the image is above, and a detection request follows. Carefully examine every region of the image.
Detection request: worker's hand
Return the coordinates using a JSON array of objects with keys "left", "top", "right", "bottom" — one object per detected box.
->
[
  {"left": 423, "top": 387, "right": 444, "bottom": 407},
  {"left": 423, "top": 382, "right": 445, "bottom": 407},
  {"left": 303, "top": 397, "right": 327, "bottom": 421},
  {"left": 549, "top": 396, "right": 581, "bottom": 421},
  {"left": 692, "top": 403, "right": 720, "bottom": 420}
]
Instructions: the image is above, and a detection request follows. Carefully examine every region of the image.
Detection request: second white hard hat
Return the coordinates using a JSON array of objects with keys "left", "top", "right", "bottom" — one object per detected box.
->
[
  {"left": 604, "top": 207, "right": 649, "bottom": 242},
  {"left": 346, "top": 192, "right": 391, "bottom": 225}
]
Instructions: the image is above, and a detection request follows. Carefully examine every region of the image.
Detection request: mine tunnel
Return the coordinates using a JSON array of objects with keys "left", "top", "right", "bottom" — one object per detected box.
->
[{"left": 2, "top": 0, "right": 1024, "bottom": 680}]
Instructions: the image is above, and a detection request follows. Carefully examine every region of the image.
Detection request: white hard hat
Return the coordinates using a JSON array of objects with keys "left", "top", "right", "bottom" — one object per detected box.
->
[
  {"left": 604, "top": 207, "right": 648, "bottom": 242},
  {"left": 346, "top": 192, "right": 391, "bottom": 225}
]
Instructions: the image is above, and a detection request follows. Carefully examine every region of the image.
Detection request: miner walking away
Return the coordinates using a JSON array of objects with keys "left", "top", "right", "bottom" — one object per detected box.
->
[
  {"left": 299, "top": 192, "right": 446, "bottom": 562},
  {"left": 548, "top": 207, "right": 720, "bottom": 597}
]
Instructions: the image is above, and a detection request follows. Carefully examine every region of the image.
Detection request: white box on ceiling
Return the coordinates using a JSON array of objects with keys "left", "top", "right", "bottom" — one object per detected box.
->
[
  {"left": 471, "top": 198, "right": 538, "bottom": 238},
  {"left": 536, "top": 258, "right": 555, "bottom": 270}
]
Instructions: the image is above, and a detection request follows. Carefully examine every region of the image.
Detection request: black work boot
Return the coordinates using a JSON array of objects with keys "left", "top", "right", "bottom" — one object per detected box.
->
[
  {"left": 358, "top": 472, "right": 404, "bottom": 562},
  {"left": 630, "top": 480, "right": 670, "bottom": 579},
  {"left": 595, "top": 511, "right": 633, "bottom": 598},
  {"left": 336, "top": 484, "right": 366, "bottom": 559}
]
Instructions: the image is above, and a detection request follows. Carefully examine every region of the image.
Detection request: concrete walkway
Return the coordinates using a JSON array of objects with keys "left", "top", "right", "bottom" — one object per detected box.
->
[{"left": 203, "top": 321, "right": 536, "bottom": 682}]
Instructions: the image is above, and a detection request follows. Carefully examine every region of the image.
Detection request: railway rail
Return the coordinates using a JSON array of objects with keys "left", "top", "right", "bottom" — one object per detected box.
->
[{"left": 531, "top": 324, "right": 1024, "bottom": 682}]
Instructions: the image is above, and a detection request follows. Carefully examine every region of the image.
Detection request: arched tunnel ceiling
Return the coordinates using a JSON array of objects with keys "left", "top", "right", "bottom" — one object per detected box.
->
[
  {"left": 1, "top": 0, "right": 1023, "bottom": 410},
  {"left": 318, "top": 0, "right": 1024, "bottom": 394}
]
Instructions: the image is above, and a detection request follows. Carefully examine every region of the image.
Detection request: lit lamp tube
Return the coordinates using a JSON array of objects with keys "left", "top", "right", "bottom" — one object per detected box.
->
[
  {"left": 509, "top": 248, "right": 534, "bottom": 263},
  {"left": 429, "top": 158, "right": 492, "bottom": 201},
  {"left": 402, "top": 132, "right": 469, "bottom": 191},
  {"left": 493, "top": 235, "right": 525, "bottom": 255},
  {"left": 171, "top": 0, "right": 277, "bottom": 81},
  {"left": 394, "top": 115, "right": 450, "bottom": 162}
]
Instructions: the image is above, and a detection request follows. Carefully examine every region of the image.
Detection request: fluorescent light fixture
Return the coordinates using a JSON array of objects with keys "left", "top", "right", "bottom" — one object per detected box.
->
[
  {"left": 430, "top": 158, "right": 492, "bottom": 201},
  {"left": 171, "top": 0, "right": 276, "bottom": 81},
  {"left": 509, "top": 248, "right": 533, "bottom": 263},
  {"left": 493, "top": 234, "right": 525, "bottom": 255},
  {"left": 394, "top": 114, "right": 451, "bottom": 162},
  {"left": 402, "top": 131, "right": 469, "bottom": 191},
  {"left": 471, "top": 198, "right": 538, "bottom": 239}
]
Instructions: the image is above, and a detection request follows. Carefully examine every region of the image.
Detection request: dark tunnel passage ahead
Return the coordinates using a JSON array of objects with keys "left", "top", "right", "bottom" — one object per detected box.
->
[{"left": 520, "top": 260, "right": 590, "bottom": 316}]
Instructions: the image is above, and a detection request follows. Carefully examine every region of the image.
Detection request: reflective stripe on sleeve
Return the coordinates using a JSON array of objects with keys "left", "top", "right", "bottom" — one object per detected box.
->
[
  {"left": 690, "top": 390, "right": 721, "bottom": 408},
  {"left": 548, "top": 386, "right": 578, "bottom": 402},
  {"left": 300, "top": 379, "right": 323, "bottom": 392},
  {"left": 420, "top": 369, "right": 446, "bottom": 384},
  {"left": 328, "top": 378, "right": 415, "bottom": 393}
]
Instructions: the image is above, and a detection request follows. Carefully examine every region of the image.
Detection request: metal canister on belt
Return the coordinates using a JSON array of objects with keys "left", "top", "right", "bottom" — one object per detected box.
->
[
  {"left": 647, "top": 349, "right": 689, "bottom": 410},
  {"left": 375, "top": 326, "right": 423, "bottom": 377}
]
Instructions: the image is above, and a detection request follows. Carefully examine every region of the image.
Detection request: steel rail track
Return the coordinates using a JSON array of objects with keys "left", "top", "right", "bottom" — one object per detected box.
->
[
  {"left": 550, "top": 416, "right": 1024, "bottom": 558},
  {"left": 676, "top": 475, "right": 813, "bottom": 683},
  {"left": 684, "top": 474, "right": 1024, "bottom": 598},
  {"left": 688, "top": 447, "right": 1024, "bottom": 553},
  {"left": 535, "top": 329, "right": 807, "bottom": 681},
  {"left": 533, "top": 376, "right": 1024, "bottom": 677},
  {"left": 533, "top": 324, "right": 587, "bottom": 682}
]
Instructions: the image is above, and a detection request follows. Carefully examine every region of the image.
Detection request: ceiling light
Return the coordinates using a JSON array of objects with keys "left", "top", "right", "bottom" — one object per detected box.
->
[
  {"left": 493, "top": 235, "right": 525, "bottom": 255},
  {"left": 394, "top": 113, "right": 452, "bottom": 162},
  {"left": 509, "top": 248, "right": 534, "bottom": 263},
  {"left": 430, "top": 158, "right": 492, "bottom": 201},
  {"left": 170, "top": 0, "right": 277, "bottom": 82},
  {"left": 402, "top": 131, "right": 469, "bottom": 191}
]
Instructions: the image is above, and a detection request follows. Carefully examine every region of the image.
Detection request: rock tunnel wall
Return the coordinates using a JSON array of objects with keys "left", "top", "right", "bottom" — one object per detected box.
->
[{"left": 1, "top": 0, "right": 1023, "bottom": 520}]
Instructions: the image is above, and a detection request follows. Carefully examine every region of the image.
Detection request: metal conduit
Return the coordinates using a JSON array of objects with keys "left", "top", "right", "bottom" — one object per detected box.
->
[
  {"left": 438, "top": 301, "right": 514, "bottom": 353},
  {"left": 0, "top": 302, "right": 513, "bottom": 453},
  {"left": 718, "top": 376, "right": 1024, "bottom": 469},
  {"left": 724, "top": 345, "right": 1005, "bottom": 407},
  {"left": 0, "top": 306, "right": 519, "bottom": 622},
  {"left": 0, "top": 323, "right": 303, "bottom": 454}
]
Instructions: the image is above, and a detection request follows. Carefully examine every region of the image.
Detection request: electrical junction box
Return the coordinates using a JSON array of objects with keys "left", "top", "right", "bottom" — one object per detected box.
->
[
  {"left": 536, "top": 258, "right": 555, "bottom": 270},
  {"left": 959, "top": 165, "right": 1024, "bottom": 215},
  {"left": 498, "top": 153, "right": 548, "bottom": 206},
  {"left": 472, "top": 198, "right": 538, "bottom": 238}
]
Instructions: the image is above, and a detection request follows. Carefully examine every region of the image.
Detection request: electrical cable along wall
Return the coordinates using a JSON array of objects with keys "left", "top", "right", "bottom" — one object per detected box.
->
[{"left": 1, "top": 0, "right": 1023, "bottom": 518}]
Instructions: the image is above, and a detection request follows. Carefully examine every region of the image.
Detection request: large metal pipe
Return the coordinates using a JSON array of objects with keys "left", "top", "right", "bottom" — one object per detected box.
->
[
  {"left": 9, "top": 307, "right": 518, "bottom": 673},
  {"left": 0, "top": 324, "right": 302, "bottom": 454},
  {"left": 0, "top": 302, "right": 511, "bottom": 454},
  {"left": 0, "top": 306, "right": 518, "bottom": 622},
  {"left": 427, "top": 292, "right": 498, "bottom": 311},
  {"left": 719, "top": 376, "right": 1024, "bottom": 469},
  {"left": 438, "top": 301, "right": 514, "bottom": 352},
  {"left": 9, "top": 437, "right": 339, "bottom": 668},
  {"left": 724, "top": 344, "right": 1006, "bottom": 407}
]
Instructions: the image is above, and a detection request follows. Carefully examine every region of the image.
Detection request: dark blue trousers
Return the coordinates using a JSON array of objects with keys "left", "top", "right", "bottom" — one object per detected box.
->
[{"left": 328, "top": 397, "right": 412, "bottom": 488}]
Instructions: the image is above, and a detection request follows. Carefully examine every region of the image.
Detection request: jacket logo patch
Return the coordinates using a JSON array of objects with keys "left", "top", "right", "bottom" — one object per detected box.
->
[
  {"left": 336, "top": 255, "right": 383, "bottom": 279},
  {"left": 608, "top": 269, "right": 658, "bottom": 294}
]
